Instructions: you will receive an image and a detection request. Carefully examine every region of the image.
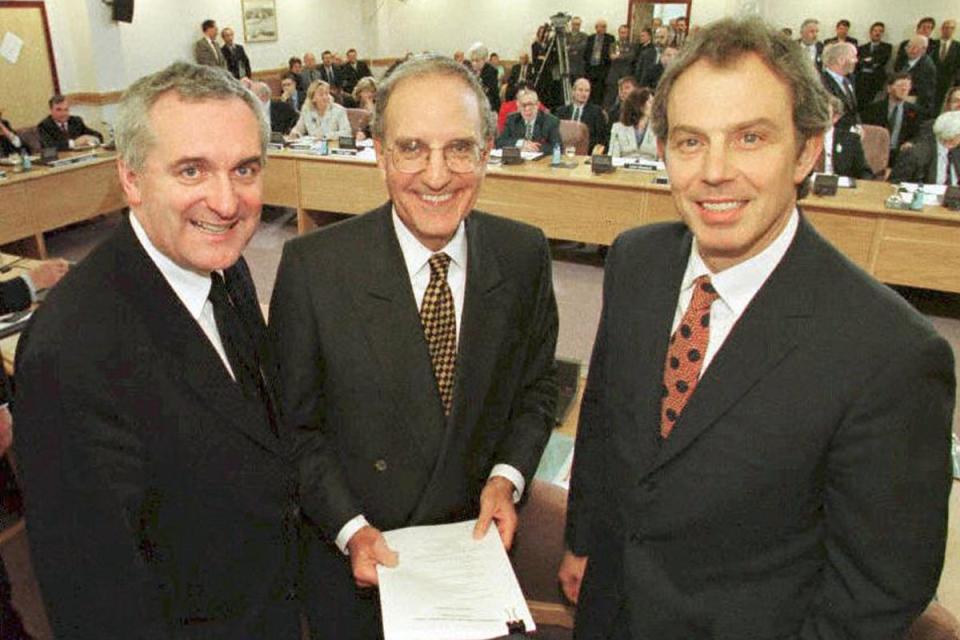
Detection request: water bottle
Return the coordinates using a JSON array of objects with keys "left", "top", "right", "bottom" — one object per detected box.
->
[
  {"left": 20, "top": 149, "right": 31, "bottom": 172},
  {"left": 910, "top": 187, "right": 924, "bottom": 211},
  {"left": 551, "top": 144, "right": 562, "bottom": 166},
  {"left": 319, "top": 138, "right": 329, "bottom": 156}
]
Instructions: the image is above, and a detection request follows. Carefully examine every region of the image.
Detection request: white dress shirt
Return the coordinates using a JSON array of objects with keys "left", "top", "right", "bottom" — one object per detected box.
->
[
  {"left": 936, "top": 141, "right": 958, "bottom": 186},
  {"left": 129, "top": 212, "right": 234, "bottom": 379},
  {"left": 334, "top": 211, "right": 525, "bottom": 553},
  {"left": 671, "top": 210, "right": 799, "bottom": 376}
]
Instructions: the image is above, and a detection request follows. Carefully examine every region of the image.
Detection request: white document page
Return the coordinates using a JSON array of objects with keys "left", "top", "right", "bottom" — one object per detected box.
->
[{"left": 377, "top": 519, "right": 535, "bottom": 640}]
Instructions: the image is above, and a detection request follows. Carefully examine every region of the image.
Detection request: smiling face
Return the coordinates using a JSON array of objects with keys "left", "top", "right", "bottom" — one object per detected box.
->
[
  {"left": 659, "top": 54, "right": 820, "bottom": 272},
  {"left": 374, "top": 74, "right": 487, "bottom": 251},
  {"left": 50, "top": 99, "right": 70, "bottom": 124},
  {"left": 312, "top": 84, "right": 331, "bottom": 112},
  {"left": 118, "top": 93, "right": 263, "bottom": 274},
  {"left": 572, "top": 78, "right": 590, "bottom": 105}
]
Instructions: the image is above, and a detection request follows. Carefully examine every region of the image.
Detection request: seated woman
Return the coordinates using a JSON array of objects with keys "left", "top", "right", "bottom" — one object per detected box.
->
[
  {"left": 608, "top": 87, "right": 658, "bottom": 159},
  {"left": 342, "top": 76, "right": 377, "bottom": 140},
  {"left": 289, "top": 80, "right": 352, "bottom": 140}
]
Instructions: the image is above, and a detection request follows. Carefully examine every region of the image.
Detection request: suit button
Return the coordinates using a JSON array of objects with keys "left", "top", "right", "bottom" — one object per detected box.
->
[{"left": 374, "top": 459, "right": 388, "bottom": 472}]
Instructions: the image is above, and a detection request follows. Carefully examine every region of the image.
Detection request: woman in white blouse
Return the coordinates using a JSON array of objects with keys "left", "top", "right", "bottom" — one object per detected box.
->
[
  {"left": 290, "top": 80, "right": 353, "bottom": 140},
  {"left": 608, "top": 87, "right": 658, "bottom": 159}
]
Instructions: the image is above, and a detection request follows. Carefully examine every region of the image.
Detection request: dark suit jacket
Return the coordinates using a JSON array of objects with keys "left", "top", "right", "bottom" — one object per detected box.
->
[
  {"left": 821, "top": 70, "right": 860, "bottom": 127},
  {"left": 633, "top": 44, "right": 657, "bottom": 84},
  {"left": 269, "top": 99, "right": 298, "bottom": 134},
  {"left": 13, "top": 218, "right": 300, "bottom": 640},
  {"left": 798, "top": 39, "right": 824, "bottom": 70},
  {"left": 860, "top": 98, "right": 922, "bottom": 151},
  {"left": 554, "top": 102, "right": 608, "bottom": 151},
  {"left": 889, "top": 136, "right": 960, "bottom": 184},
  {"left": 337, "top": 61, "right": 372, "bottom": 95},
  {"left": 930, "top": 38, "right": 960, "bottom": 103},
  {"left": 478, "top": 62, "right": 502, "bottom": 112},
  {"left": 37, "top": 115, "right": 103, "bottom": 151},
  {"left": 584, "top": 33, "right": 615, "bottom": 73},
  {"left": 639, "top": 61, "right": 664, "bottom": 89},
  {"left": 496, "top": 111, "right": 562, "bottom": 155},
  {"left": 505, "top": 62, "right": 533, "bottom": 101},
  {"left": 270, "top": 204, "right": 557, "bottom": 636},
  {"left": 823, "top": 35, "right": 858, "bottom": 47},
  {"left": 856, "top": 41, "right": 893, "bottom": 107},
  {"left": 317, "top": 65, "right": 341, "bottom": 88},
  {"left": 0, "top": 118, "right": 22, "bottom": 156},
  {"left": 896, "top": 55, "right": 939, "bottom": 117},
  {"left": 222, "top": 43, "right": 252, "bottom": 79},
  {"left": 826, "top": 125, "right": 874, "bottom": 179},
  {"left": 567, "top": 218, "right": 955, "bottom": 639}
]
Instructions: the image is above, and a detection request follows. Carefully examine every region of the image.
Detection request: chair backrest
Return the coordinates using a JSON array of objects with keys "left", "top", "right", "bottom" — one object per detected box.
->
[
  {"left": 558, "top": 120, "right": 590, "bottom": 155},
  {"left": 860, "top": 124, "right": 890, "bottom": 176},
  {"left": 345, "top": 108, "right": 371, "bottom": 135},
  {"left": 17, "top": 126, "right": 42, "bottom": 154}
]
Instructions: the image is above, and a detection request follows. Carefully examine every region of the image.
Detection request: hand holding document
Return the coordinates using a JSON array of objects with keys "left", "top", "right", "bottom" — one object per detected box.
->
[{"left": 377, "top": 519, "right": 535, "bottom": 640}]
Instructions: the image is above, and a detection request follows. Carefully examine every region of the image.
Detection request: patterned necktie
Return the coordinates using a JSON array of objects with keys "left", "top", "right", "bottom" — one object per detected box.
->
[
  {"left": 574, "top": 105, "right": 581, "bottom": 122},
  {"left": 420, "top": 253, "right": 457, "bottom": 415},
  {"left": 525, "top": 120, "right": 534, "bottom": 140},
  {"left": 842, "top": 77, "right": 856, "bottom": 108},
  {"left": 60, "top": 121, "right": 68, "bottom": 133},
  {"left": 660, "top": 275, "right": 719, "bottom": 438}
]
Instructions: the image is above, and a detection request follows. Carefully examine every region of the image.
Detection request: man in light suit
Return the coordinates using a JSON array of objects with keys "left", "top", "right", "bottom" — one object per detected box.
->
[
  {"left": 559, "top": 18, "right": 955, "bottom": 639},
  {"left": 193, "top": 18, "right": 226, "bottom": 69},
  {"left": 221, "top": 26, "right": 251, "bottom": 80},
  {"left": 496, "top": 87, "right": 562, "bottom": 155},
  {"left": 270, "top": 54, "right": 558, "bottom": 639},
  {"left": 36, "top": 95, "right": 102, "bottom": 151},
  {"left": 14, "top": 62, "right": 300, "bottom": 640}
]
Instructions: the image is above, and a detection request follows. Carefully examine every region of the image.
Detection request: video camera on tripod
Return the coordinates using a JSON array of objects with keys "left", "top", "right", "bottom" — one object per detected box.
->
[{"left": 533, "top": 12, "right": 574, "bottom": 105}]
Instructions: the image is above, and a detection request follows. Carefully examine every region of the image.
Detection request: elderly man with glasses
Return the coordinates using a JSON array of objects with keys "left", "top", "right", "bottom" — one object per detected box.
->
[{"left": 269, "top": 53, "right": 559, "bottom": 640}]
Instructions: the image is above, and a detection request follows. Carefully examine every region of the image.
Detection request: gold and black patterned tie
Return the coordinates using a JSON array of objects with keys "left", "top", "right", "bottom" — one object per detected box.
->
[{"left": 420, "top": 253, "right": 457, "bottom": 414}]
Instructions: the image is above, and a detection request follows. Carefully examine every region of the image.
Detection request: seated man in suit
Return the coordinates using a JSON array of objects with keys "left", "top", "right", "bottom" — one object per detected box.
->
[
  {"left": 317, "top": 50, "right": 344, "bottom": 102},
  {"left": 14, "top": 62, "right": 301, "bottom": 640},
  {"left": 860, "top": 72, "right": 922, "bottom": 166},
  {"left": 554, "top": 78, "right": 608, "bottom": 152},
  {"left": 338, "top": 48, "right": 372, "bottom": 96},
  {"left": 889, "top": 109, "right": 960, "bottom": 184},
  {"left": 559, "top": 17, "right": 955, "bottom": 639},
  {"left": 856, "top": 22, "right": 893, "bottom": 108},
  {"left": 253, "top": 81, "right": 297, "bottom": 134},
  {"left": 36, "top": 95, "right": 102, "bottom": 151},
  {"left": 820, "top": 96, "right": 874, "bottom": 179},
  {"left": 193, "top": 18, "right": 226, "bottom": 69},
  {"left": 895, "top": 17, "right": 937, "bottom": 69},
  {"left": 896, "top": 35, "right": 938, "bottom": 117},
  {"left": 496, "top": 87, "right": 562, "bottom": 155},
  {"left": 220, "top": 27, "right": 251, "bottom": 80},
  {"left": 269, "top": 53, "right": 558, "bottom": 639},
  {"left": 606, "top": 74, "right": 638, "bottom": 126}
]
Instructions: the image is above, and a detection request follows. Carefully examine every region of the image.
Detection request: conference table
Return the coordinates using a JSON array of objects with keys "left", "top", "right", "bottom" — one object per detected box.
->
[{"left": 263, "top": 149, "right": 960, "bottom": 294}]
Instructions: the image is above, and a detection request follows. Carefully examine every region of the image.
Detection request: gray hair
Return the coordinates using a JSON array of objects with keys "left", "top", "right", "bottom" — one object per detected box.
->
[
  {"left": 651, "top": 17, "right": 831, "bottom": 152},
  {"left": 252, "top": 81, "right": 272, "bottom": 101},
  {"left": 800, "top": 18, "right": 819, "bottom": 30},
  {"left": 822, "top": 41, "right": 855, "bottom": 67},
  {"left": 116, "top": 62, "right": 268, "bottom": 172},
  {"left": 467, "top": 42, "right": 489, "bottom": 61},
  {"left": 372, "top": 53, "right": 494, "bottom": 141},
  {"left": 933, "top": 110, "right": 960, "bottom": 142}
]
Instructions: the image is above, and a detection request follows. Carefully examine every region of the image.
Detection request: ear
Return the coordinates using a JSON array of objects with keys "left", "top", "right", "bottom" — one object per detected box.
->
[
  {"left": 116, "top": 157, "right": 143, "bottom": 208},
  {"left": 794, "top": 132, "right": 824, "bottom": 184}
]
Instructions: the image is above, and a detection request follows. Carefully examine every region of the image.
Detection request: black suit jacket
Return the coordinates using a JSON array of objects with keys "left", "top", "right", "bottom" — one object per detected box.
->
[
  {"left": 640, "top": 61, "right": 664, "bottom": 89},
  {"left": 826, "top": 125, "right": 874, "bottom": 179},
  {"left": 930, "top": 38, "right": 960, "bottom": 102},
  {"left": 567, "top": 218, "right": 955, "bottom": 639},
  {"left": 477, "top": 62, "right": 501, "bottom": 112},
  {"left": 36, "top": 115, "right": 102, "bottom": 151},
  {"left": 221, "top": 43, "right": 252, "bottom": 79},
  {"left": 584, "top": 33, "right": 615, "bottom": 73},
  {"left": 633, "top": 44, "right": 657, "bottom": 84},
  {"left": 823, "top": 35, "right": 858, "bottom": 47},
  {"left": 270, "top": 205, "right": 557, "bottom": 635},
  {"left": 317, "top": 65, "right": 341, "bottom": 88},
  {"left": 496, "top": 111, "right": 562, "bottom": 155},
  {"left": 554, "top": 102, "right": 608, "bottom": 150},
  {"left": 0, "top": 118, "right": 22, "bottom": 156},
  {"left": 821, "top": 70, "right": 860, "bottom": 127},
  {"left": 889, "top": 136, "right": 960, "bottom": 184},
  {"left": 860, "top": 98, "right": 922, "bottom": 151},
  {"left": 855, "top": 41, "right": 893, "bottom": 107},
  {"left": 896, "top": 55, "right": 939, "bottom": 117},
  {"left": 505, "top": 62, "right": 533, "bottom": 101},
  {"left": 269, "top": 99, "right": 298, "bottom": 134},
  {"left": 13, "top": 218, "right": 300, "bottom": 639},
  {"left": 337, "top": 61, "right": 372, "bottom": 95}
]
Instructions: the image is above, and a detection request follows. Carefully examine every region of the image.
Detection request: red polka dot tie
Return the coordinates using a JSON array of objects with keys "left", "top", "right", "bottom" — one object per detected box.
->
[
  {"left": 660, "top": 275, "right": 719, "bottom": 438},
  {"left": 420, "top": 253, "right": 457, "bottom": 415}
]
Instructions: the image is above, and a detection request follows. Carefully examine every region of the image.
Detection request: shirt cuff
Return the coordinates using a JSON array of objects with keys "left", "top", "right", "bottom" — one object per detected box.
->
[
  {"left": 515, "top": 139, "right": 525, "bottom": 148},
  {"left": 335, "top": 514, "right": 370, "bottom": 554},
  {"left": 490, "top": 464, "right": 525, "bottom": 503},
  {"left": 68, "top": 139, "right": 76, "bottom": 149},
  {"left": 21, "top": 274, "right": 37, "bottom": 302}
]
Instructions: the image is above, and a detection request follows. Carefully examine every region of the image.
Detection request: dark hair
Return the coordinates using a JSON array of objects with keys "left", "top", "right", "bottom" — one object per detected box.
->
[
  {"left": 281, "top": 72, "right": 297, "bottom": 83},
  {"left": 621, "top": 87, "right": 653, "bottom": 127},
  {"left": 870, "top": 21, "right": 886, "bottom": 31},
  {"left": 940, "top": 86, "right": 960, "bottom": 113},
  {"left": 322, "top": 50, "right": 332, "bottom": 57},
  {"left": 617, "top": 75, "right": 638, "bottom": 89},
  {"left": 288, "top": 57, "right": 302, "bottom": 69},
  {"left": 836, "top": 19, "right": 850, "bottom": 29},
  {"left": 641, "top": 27, "right": 653, "bottom": 38},
  {"left": 651, "top": 16, "right": 830, "bottom": 151},
  {"left": 48, "top": 94, "right": 67, "bottom": 108},
  {"left": 346, "top": 48, "right": 357, "bottom": 55},
  {"left": 886, "top": 71, "right": 912, "bottom": 86},
  {"left": 918, "top": 17, "right": 935, "bottom": 29},
  {"left": 201, "top": 19, "right": 216, "bottom": 32}
]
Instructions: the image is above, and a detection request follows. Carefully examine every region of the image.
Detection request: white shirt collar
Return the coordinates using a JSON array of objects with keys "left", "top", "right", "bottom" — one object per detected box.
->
[
  {"left": 391, "top": 208, "right": 467, "bottom": 277},
  {"left": 129, "top": 211, "right": 213, "bottom": 321},
  {"left": 682, "top": 209, "right": 799, "bottom": 318}
]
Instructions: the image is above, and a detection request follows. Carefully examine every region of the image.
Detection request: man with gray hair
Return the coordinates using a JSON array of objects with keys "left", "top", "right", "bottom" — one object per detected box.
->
[
  {"left": 13, "top": 61, "right": 301, "bottom": 639},
  {"left": 253, "top": 80, "right": 297, "bottom": 134},
  {"left": 820, "top": 41, "right": 860, "bottom": 127},
  {"left": 468, "top": 41, "right": 501, "bottom": 112},
  {"left": 798, "top": 18, "right": 823, "bottom": 69},
  {"left": 895, "top": 35, "right": 938, "bottom": 116},
  {"left": 559, "top": 17, "right": 954, "bottom": 639},
  {"left": 890, "top": 109, "right": 960, "bottom": 184},
  {"left": 270, "top": 54, "right": 558, "bottom": 639}
]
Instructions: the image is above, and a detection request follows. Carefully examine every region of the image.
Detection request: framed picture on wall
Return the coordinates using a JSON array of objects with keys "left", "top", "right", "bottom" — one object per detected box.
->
[{"left": 241, "top": 0, "right": 277, "bottom": 43}]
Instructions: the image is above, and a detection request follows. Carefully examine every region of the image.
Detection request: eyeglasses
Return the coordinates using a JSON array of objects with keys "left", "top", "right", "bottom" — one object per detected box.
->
[{"left": 386, "top": 138, "right": 486, "bottom": 174}]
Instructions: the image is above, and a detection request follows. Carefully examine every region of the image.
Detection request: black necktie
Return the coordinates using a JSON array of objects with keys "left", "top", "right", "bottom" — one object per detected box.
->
[{"left": 209, "top": 272, "right": 276, "bottom": 430}]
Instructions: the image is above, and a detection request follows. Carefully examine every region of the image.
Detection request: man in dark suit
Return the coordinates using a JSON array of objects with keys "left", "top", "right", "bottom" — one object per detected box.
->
[
  {"left": 895, "top": 17, "right": 936, "bottom": 69},
  {"left": 821, "top": 41, "right": 861, "bottom": 130},
  {"left": 797, "top": 18, "right": 824, "bottom": 70},
  {"left": 559, "top": 18, "right": 955, "bottom": 639},
  {"left": 554, "top": 77, "right": 608, "bottom": 151},
  {"left": 930, "top": 19, "right": 960, "bottom": 109},
  {"left": 823, "top": 18, "right": 858, "bottom": 47},
  {"left": 821, "top": 97, "right": 874, "bottom": 178},
  {"left": 584, "top": 19, "right": 615, "bottom": 106},
  {"left": 890, "top": 110, "right": 960, "bottom": 184},
  {"left": 861, "top": 72, "right": 923, "bottom": 165},
  {"left": 220, "top": 26, "right": 251, "bottom": 79},
  {"left": 632, "top": 28, "right": 656, "bottom": 84},
  {"left": 505, "top": 52, "right": 533, "bottom": 102},
  {"left": 896, "top": 35, "right": 939, "bottom": 117},
  {"left": 317, "top": 50, "right": 342, "bottom": 92},
  {"left": 253, "top": 81, "right": 297, "bottom": 134},
  {"left": 639, "top": 45, "right": 678, "bottom": 90},
  {"left": 13, "top": 62, "right": 301, "bottom": 640},
  {"left": 270, "top": 54, "right": 557, "bottom": 639},
  {"left": 468, "top": 43, "right": 501, "bottom": 113},
  {"left": 0, "top": 111, "right": 23, "bottom": 156},
  {"left": 606, "top": 75, "right": 639, "bottom": 126},
  {"left": 193, "top": 18, "right": 226, "bottom": 69},
  {"left": 856, "top": 22, "right": 893, "bottom": 108},
  {"left": 496, "top": 87, "right": 562, "bottom": 155},
  {"left": 36, "top": 95, "right": 102, "bottom": 151},
  {"left": 338, "top": 48, "right": 372, "bottom": 96}
]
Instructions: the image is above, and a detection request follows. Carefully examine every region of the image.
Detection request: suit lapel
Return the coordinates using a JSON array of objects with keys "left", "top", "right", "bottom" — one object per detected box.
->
[
  {"left": 112, "top": 218, "right": 281, "bottom": 452},
  {"left": 350, "top": 206, "right": 448, "bottom": 467},
  {"left": 647, "top": 218, "right": 818, "bottom": 476}
]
